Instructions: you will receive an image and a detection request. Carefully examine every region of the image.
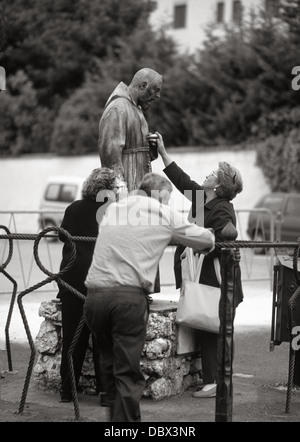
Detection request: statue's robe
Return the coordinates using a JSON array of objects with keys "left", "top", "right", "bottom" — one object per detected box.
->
[
  {"left": 98, "top": 82, "right": 156, "bottom": 193},
  {"left": 98, "top": 81, "right": 160, "bottom": 292}
]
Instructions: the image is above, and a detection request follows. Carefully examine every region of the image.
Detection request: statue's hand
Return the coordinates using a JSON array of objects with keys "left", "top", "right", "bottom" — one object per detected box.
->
[{"left": 147, "top": 133, "right": 159, "bottom": 160}]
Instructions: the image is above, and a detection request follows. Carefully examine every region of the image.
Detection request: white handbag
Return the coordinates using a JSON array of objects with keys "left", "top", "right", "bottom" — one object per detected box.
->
[{"left": 176, "top": 248, "right": 221, "bottom": 334}]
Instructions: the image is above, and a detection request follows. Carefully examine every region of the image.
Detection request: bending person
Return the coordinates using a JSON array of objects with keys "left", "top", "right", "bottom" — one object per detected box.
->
[
  {"left": 156, "top": 132, "right": 244, "bottom": 399},
  {"left": 84, "top": 172, "right": 215, "bottom": 422}
]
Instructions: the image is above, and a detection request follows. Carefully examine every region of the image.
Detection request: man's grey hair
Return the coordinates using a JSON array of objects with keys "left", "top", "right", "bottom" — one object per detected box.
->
[{"left": 138, "top": 172, "right": 172, "bottom": 197}]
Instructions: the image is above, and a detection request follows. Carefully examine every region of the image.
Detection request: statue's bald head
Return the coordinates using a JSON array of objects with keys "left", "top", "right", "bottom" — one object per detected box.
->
[
  {"left": 130, "top": 68, "right": 162, "bottom": 87},
  {"left": 129, "top": 68, "right": 162, "bottom": 112}
]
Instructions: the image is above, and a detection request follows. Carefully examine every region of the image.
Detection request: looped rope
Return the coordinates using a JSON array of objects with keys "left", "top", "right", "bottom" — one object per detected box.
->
[
  {"left": 33, "top": 226, "right": 77, "bottom": 277},
  {"left": 0, "top": 225, "right": 13, "bottom": 270},
  {"left": 17, "top": 226, "right": 86, "bottom": 416},
  {"left": 2, "top": 224, "right": 296, "bottom": 419}
]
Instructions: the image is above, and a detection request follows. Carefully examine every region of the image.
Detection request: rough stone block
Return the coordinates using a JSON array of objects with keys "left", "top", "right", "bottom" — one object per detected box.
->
[
  {"left": 35, "top": 321, "right": 61, "bottom": 355},
  {"left": 33, "top": 299, "right": 203, "bottom": 399}
]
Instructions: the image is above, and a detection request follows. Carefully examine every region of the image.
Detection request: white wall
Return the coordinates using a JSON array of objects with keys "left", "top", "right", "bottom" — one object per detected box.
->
[{"left": 149, "top": 0, "right": 264, "bottom": 53}]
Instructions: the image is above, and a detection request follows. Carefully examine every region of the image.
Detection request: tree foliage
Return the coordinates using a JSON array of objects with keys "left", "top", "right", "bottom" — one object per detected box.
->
[
  {"left": 256, "top": 124, "right": 300, "bottom": 192},
  {"left": 1, "top": 0, "right": 300, "bottom": 192},
  {"left": 0, "top": 70, "right": 53, "bottom": 155}
]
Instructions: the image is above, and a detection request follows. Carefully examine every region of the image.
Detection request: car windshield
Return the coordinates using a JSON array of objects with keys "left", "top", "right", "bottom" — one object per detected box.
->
[
  {"left": 260, "top": 195, "right": 283, "bottom": 212},
  {"left": 285, "top": 197, "right": 300, "bottom": 217}
]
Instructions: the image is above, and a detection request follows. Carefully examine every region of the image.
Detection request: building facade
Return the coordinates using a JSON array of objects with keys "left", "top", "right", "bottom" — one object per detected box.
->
[{"left": 148, "top": 0, "right": 280, "bottom": 53}]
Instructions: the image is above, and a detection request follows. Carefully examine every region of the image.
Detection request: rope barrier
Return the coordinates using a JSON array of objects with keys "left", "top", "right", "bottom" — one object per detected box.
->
[
  {"left": 1, "top": 225, "right": 299, "bottom": 420},
  {"left": 16, "top": 227, "right": 85, "bottom": 419},
  {"left": 0, "top": 232, "right": 299, "bottom": 248}
]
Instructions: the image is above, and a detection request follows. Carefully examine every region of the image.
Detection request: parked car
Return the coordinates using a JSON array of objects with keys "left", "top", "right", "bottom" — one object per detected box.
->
[
  {"left": 247, "top": 192, "right": 300, "bottom": 253},
  {"left": 38, "top": 176, "right": 85, "bottom": 235}
]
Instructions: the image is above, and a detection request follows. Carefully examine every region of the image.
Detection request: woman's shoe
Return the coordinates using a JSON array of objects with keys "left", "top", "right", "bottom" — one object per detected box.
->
[{"left": 193, "top": 384, "right": 216, "bottom": 398}]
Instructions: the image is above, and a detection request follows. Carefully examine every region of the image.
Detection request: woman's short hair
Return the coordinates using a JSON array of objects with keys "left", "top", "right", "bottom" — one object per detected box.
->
[
  {"left": 82, "top": 167, "right": 117, "bottom": 200},
  {"left": 215, "top": 162, "right": 243, "bottom": 201}
]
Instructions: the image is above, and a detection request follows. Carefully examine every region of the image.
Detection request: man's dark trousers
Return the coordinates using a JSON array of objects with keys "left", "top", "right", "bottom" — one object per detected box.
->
[{"left": 84, "top": 286, "right": 148, "bottom": 422}]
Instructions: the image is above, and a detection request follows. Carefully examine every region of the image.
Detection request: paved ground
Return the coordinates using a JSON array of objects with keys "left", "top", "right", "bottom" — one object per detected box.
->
[
  {"left": 1, "top": 279, "right": 300, "bottom": 424},
  {"left": 1, "top": 327, "right": 300, "bottom": 424}
]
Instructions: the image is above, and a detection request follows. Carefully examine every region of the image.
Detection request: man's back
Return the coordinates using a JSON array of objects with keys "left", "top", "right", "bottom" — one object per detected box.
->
[{"left": 85, "top": 193, "right": 215, "bottom": 293}]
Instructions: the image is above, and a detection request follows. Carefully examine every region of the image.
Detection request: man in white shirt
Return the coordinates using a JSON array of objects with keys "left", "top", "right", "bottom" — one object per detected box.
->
[{"left": 84, "top": 172, "right": 215, "bottom": 422}]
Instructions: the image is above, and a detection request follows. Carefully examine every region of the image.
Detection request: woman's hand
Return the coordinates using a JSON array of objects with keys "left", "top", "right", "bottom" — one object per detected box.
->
[
  {"left": 155, "top": 132, "right": 173, "bottom": 167},
  {"left": 156, "top": 132, "right": 167, "bottom": 156}
]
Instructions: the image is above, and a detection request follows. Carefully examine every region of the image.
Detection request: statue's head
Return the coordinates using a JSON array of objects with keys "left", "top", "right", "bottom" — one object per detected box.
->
[{"left": 129, "top": 68, "right": 162, "bottom": 112}]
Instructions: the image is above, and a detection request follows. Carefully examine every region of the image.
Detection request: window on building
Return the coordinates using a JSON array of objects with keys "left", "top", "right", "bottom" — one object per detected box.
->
[
  {"left": 265, "top": 0, "right": 280, "bottom": 17},
  {"left": 232, "top": 0, "right": 242, "bottom": 23},
  {"left": 216, "top": 2, "right": 224, "bottom": 23},
  {"left": 174, "top": 4, "right": 187, "bottom": 29}
]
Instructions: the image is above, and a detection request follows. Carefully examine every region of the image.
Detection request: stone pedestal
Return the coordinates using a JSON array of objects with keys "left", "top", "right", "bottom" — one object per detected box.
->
[{"left": 33, "top": 299, "right": 202, "bottom": 400}]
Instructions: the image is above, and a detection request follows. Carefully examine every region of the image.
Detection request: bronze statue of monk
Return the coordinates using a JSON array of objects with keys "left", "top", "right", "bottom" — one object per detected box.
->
[{"left": 98, "top": 68, "right": 163, "bottom": 192}]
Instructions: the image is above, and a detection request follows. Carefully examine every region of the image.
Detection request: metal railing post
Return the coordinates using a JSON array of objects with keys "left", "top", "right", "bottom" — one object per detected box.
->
[
  {"left": 0, "top": 225, "right": 18, "bottom": 372},
  {"left": 215, "top": 222, "right": 239, "bottom": 422}
]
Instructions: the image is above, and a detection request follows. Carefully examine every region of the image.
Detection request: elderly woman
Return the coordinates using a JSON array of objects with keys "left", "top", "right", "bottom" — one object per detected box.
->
[
  {"left": 57, "top": 167, "right": 122, "bottom": 402},
  {"left": 156, "top": 132, "right": 244, "bottom": 399}
]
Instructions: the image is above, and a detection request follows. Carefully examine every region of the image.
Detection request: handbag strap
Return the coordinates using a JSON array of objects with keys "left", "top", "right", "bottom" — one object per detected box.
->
[
  {"left": 195, "top": 253, "right": 222, "bottom": 285},
  {"left": 213, "top": 257, "right": 221, "bottom": 285},
  {"left": 194, "top": 253, "right": 204, "bottom": 282},
  {"left": 182, "top": 247, "right": 222, "bottom": 285},
  {"left": 180, "top": 247, "right": 203, "bottom": 282}
]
